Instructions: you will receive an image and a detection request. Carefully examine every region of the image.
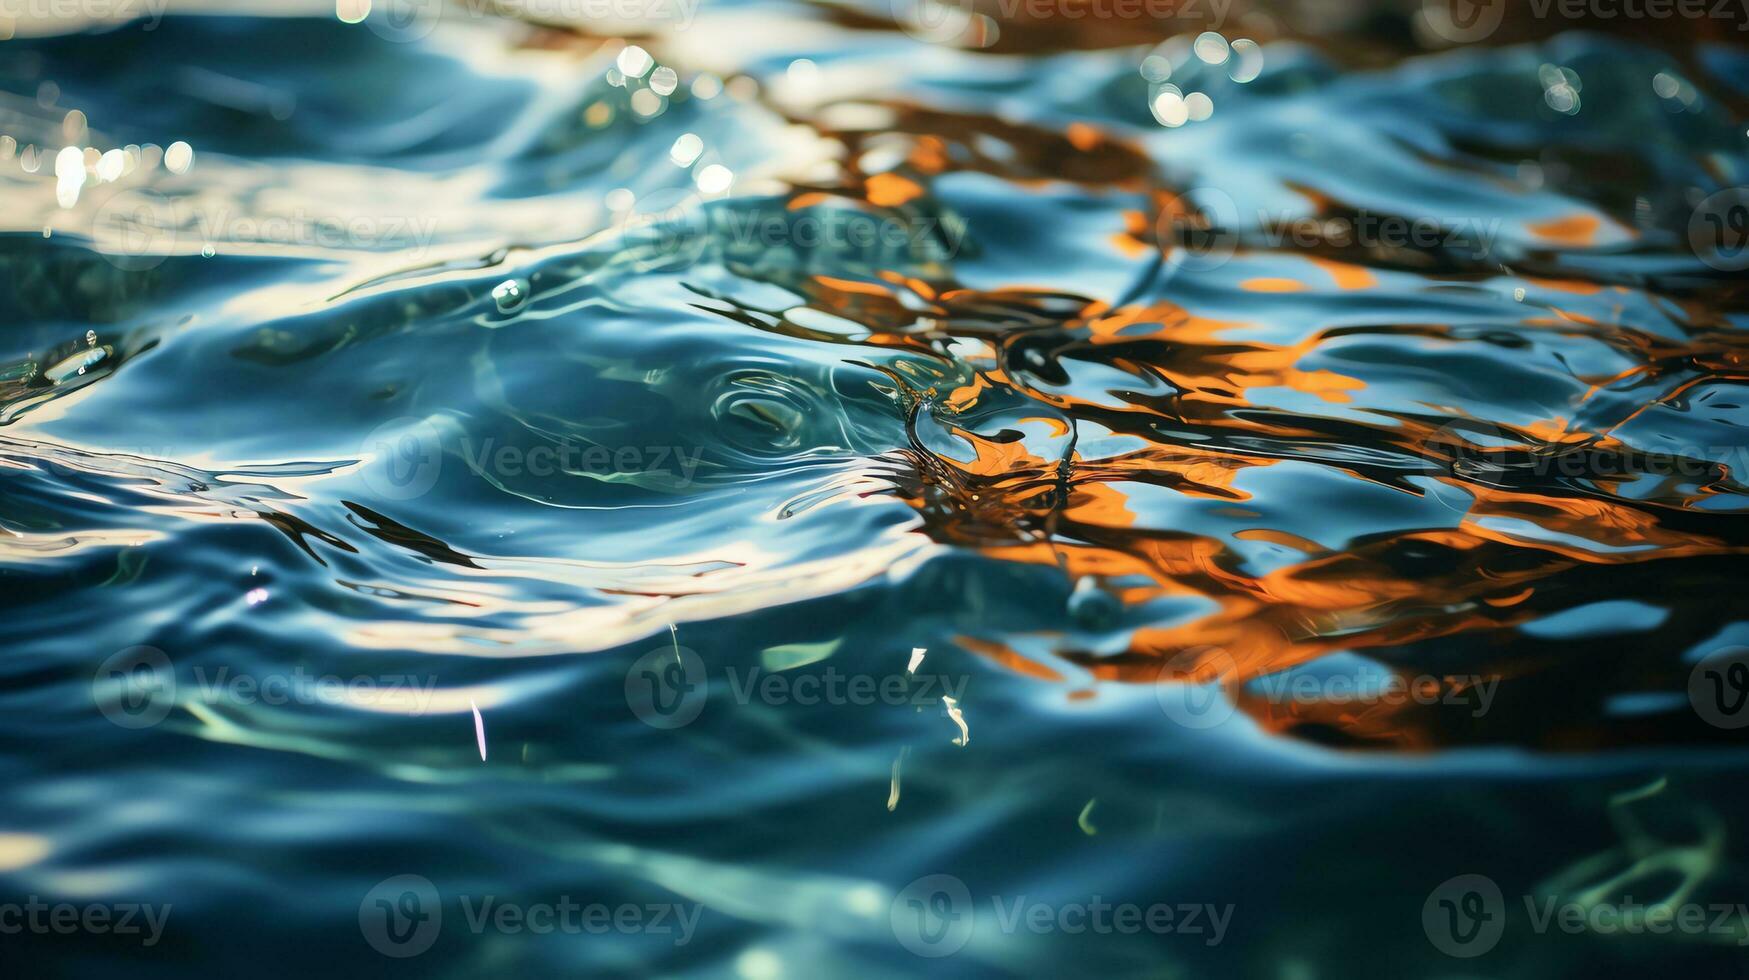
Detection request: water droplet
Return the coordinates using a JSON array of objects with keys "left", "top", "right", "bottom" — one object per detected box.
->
[
  {"left": 1068, "top": 577, "right": 1120, "bottom": 630},
  {"left": 492, "top": 278, "right": 530, "bottom": 314}
]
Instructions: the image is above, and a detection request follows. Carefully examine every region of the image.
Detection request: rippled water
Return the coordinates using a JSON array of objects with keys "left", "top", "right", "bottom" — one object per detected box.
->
[{"left": 5, "top": 3, "right": 1749, "bottom": 976}]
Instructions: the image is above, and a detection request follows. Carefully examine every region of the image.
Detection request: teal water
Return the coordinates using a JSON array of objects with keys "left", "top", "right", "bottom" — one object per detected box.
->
[{"left": 4, "top": 5, "right": 1749, "bottom": 976}]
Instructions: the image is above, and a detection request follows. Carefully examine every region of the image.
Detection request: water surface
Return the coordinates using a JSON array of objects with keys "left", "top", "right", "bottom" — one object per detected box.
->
[{"left": 3, "top": 3, "right": 1749, "bottom": 976}]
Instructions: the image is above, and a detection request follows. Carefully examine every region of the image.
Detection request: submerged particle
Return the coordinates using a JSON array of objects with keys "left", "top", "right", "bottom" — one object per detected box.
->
[
  {"left": 492, "top": 278, "right": 530, "bottom": 314},
  {"left": 887, "top": 746, "right": 908, "bottom": 811},
  {"left": 1078, "top": 798, "right": 1099, "bottom": 835},
  {"left": 650, "top": 66, "right": 679, "bottom": 96},
  {"left": 942, "top": 695, "right": 969, "bottom": 746},
  {"left": 471, "top": 699, "right": 487, "bottom": 762}
]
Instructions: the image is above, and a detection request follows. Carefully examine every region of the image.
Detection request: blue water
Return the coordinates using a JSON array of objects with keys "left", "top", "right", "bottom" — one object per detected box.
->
[{"left": 4, "top": 6, "right": 1749, "bottom": 976}]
